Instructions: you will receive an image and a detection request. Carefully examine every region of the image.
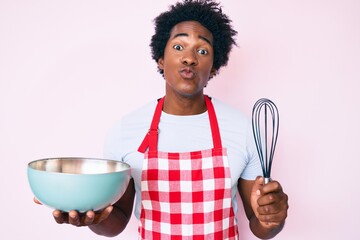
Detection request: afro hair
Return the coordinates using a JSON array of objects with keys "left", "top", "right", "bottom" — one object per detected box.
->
[{"left": 150, "top": 0, "right": 237, "bottom": 75}]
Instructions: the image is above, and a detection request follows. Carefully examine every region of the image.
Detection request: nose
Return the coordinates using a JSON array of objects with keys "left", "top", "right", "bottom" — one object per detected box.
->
[{"left": 181, "top": 50, "right": 198, "bottom": 66}]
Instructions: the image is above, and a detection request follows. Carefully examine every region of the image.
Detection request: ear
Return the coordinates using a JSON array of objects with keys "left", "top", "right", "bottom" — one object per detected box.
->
[
  {"left": 209, "top": 67, "right": 217, "bottom": 78},
  {"left": 157, "top": 57, "right": 164, "bottom": 70}
]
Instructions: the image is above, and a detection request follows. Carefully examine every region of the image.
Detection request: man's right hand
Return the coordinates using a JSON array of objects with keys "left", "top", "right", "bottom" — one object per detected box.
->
[
  {"left": 52, "top": 206, "right": 113, "bottom": 226},
  {"left": 32, "top": 178, "right": 135, "bottom": 237},
  {"left": 33, "top": 197, "right": 113, "bottom": 227}
]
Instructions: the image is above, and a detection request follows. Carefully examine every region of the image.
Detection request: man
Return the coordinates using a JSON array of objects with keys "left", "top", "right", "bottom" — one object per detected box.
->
[{"left": 40, "top": 1, "right": 289, "bottom": 239}]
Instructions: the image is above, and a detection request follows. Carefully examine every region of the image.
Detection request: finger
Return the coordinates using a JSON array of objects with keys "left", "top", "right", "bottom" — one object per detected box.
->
[
  {"left": 261, "top": 180, "right": 283, "bottom": 195},
  {"left": 83, "top": 211, "right": 95, "bottom": 225},
  {"left": 257, "top": 192, "right": 278, "bottom": 206},
  {"left": 257, "top": 214, "right": 283, "bottom": 229},
  {"left": 257, "top": 202, "right": 277, "bottom": 215},
  {"left": 257, "top": 209, "right": 288, "bottom": 226},
  {"left": 53, "top": 210, "right": 68, "bottom": 224},
  {"left": 33, "top": 197, "right": 42, "bottom": 205},
  {"left": 256, "top": 195, "right": 289, "bottom": 223},
  {"left": 68, "top": 210, "right": 80, "bottom": 226},
  {"left": 94, "top": 206, "right": 113, "bottom": 224},
  {"left": 260, "top": 189, "right": 288, "bottom": 206},
  {"left": 257, "top": 197, "right": 287, "bottom": 215}
]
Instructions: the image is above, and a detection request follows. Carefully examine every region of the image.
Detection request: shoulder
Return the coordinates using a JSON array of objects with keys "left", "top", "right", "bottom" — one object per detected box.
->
[
  {"left": 211, "top": 97, "right": 250, "bottom": 128},
  {"left": 106, "top": 100, "right": 157, "bottom": 137},
  {"left": 103, "top": 99, "right": 158, "bottom": 159},
  {"left": 121, "top": 100, "right": 158, "bottom": 126}
]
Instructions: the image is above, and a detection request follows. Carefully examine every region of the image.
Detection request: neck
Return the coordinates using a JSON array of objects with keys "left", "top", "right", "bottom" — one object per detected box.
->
[{"left": 163, "top": 92, "right": 207, "bottom": 115}]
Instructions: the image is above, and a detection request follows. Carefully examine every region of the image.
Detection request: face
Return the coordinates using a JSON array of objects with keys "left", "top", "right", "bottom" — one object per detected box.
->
[{"left": 158, "top": 21, "right": 216, "bottom": 98}]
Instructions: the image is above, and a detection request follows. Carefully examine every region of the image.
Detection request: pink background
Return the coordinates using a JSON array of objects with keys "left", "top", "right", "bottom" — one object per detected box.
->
[{"left": 1, "top": 0, "right": 359, "bottom": 239}]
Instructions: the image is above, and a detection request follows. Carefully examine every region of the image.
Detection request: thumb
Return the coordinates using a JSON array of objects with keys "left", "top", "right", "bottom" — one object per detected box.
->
[
  {"left": 251, "top": 176, "right": 264, "bottom": 196},
  {"left": 250, "top": 176, "right": 264, "bottom": 217},
  {"left": 94, "top": 205, "right": 113, "bottom": 224}
]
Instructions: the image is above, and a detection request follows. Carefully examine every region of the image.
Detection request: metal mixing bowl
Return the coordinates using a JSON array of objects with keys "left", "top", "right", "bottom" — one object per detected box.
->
[{"left": 27, "top": 157, "right": 131, "bottom": 212}]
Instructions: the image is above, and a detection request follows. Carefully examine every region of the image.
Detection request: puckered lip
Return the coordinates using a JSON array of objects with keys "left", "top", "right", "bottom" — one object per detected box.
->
[{"left": 179, "top": 67, "right": 196, "bottom": 80}]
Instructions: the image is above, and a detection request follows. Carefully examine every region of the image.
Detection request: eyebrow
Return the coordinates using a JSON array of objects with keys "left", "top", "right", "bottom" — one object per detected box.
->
[{"left": 172, "top": 33, "right": 212, "bottom": 45}]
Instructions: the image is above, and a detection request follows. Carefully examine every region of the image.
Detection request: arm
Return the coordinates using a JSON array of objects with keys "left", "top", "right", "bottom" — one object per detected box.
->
[
  {"left": 89, "top": 177, "right": 135, "bottom": 237},
  {"left": 238, "top": 176, "right": 288, "bottom": 239},
  {"left": 51, "top": 178, "right": 136, "bottom": 237}
]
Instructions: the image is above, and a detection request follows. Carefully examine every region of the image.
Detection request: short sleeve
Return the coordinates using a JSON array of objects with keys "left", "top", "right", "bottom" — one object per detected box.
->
[
  {"left": 239, "top": 122, "right": 263, "bottom": 180},
  {"left": 103, "top": 119, "right": 124, "bottom": 161}
]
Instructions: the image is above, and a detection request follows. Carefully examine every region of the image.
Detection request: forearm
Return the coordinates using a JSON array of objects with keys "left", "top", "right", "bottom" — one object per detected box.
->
[
  {"left": 89, "top": 206, "right": 130, "bottom": 237},
  {"left": 89, "top": 178, "right": 135, "bottom": 237},
  {"left": 249, "top": 214, "right": 285, "bottom": 240}
]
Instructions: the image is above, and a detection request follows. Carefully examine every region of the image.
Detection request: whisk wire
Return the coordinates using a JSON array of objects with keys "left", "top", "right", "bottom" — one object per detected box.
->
[{"left": 252, "top": 98, "right": 279, "bottom": 181}]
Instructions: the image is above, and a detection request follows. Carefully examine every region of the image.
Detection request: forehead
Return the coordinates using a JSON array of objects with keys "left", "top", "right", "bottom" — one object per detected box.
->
[{"left": 169, "top": 21, "right": 213, "bottom": 44}]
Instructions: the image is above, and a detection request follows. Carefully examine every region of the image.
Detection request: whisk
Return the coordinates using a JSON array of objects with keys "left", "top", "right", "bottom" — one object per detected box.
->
[{"left": 252, "top": 98, "right": 279, "bottom": 184}]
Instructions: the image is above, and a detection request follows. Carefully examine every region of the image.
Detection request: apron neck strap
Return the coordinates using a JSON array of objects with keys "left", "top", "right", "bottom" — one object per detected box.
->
[
  {"left": 205, "top": 95, "right": 222, "bottom": 149},
  {"left": 138, "top": 95, "right": 222, "bottom": 153},
  {"left": 138, "top": 97, "right": 164, "bottom": 153}
]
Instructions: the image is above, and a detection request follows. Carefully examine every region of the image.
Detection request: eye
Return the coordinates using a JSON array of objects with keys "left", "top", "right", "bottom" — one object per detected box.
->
[
  {"left": 173, "top": 44, "right": 183, "bottom": 51},
  {"left": 197, "top": 49, "right": 208, "bottom": 55}
]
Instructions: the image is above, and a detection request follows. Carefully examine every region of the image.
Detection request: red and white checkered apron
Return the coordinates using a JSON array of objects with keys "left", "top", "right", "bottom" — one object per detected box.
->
[{"left": 138, "top": 95, "right": 238, "bottom": 240}]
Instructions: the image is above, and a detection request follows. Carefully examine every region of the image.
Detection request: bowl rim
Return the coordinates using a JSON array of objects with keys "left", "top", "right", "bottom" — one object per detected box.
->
[{"left": 27, "top": 157, "right": 131, "bottom": 173}]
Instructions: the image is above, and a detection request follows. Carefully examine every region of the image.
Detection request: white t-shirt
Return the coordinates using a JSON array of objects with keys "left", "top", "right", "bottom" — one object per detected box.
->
[{"left": 104, "top": 97, "right": 262, "bottom": 219}]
